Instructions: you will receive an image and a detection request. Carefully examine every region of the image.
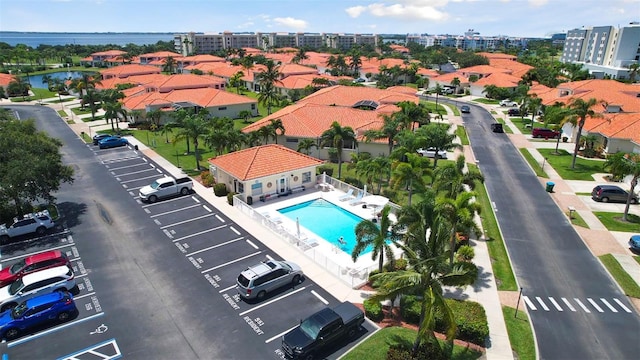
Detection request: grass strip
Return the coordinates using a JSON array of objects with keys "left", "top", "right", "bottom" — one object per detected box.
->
[
  {"left": 568, "top": 211, "right": 589, "bottom": 228},
  {"left": 593, "top": 212, "right": 640, "bottom": 232},
  {"left": 598, "top": 254, "right": 640, "bottom": 298},
  {"left": 456, "top": 125, "right": 470, "bottom": 145},
  {"left": 502, "top": 306, "right": 536, "bottom": 360},
  {"left": 537, "top": 149, "right": 606, "bottom": 181},
  {"left": 519, "top": 148, "right": 548, "bottom": 178}
]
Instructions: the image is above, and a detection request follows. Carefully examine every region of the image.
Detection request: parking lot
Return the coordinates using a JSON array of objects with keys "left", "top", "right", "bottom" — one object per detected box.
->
[{"left": 1, "top": 134, "right": 375, "bottom": 359}]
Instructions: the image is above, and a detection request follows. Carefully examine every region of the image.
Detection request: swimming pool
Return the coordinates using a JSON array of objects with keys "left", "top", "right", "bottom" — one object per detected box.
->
[{"left": 277, "top": 198, "right": 370, "bottom": 255}]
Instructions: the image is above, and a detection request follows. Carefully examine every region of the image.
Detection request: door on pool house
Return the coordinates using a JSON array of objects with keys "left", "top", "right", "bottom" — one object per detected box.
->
[{"left": 278, "top": 177, "right": 287, "bottom": 194}]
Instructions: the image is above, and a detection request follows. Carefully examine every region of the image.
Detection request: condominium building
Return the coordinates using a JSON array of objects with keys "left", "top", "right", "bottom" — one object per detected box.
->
[
  {"left": 406, "top": 30, "right": 528, "bottom": 51},
  {"left": 560, "top": 22, "right": 640, "bottom": 80},
  {"left": 174, "top": 32, "right": 377, "bottom": 55}
]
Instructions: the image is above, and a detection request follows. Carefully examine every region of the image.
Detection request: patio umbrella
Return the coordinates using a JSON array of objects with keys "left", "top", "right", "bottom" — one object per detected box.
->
[
  {"left": 296, "top": 217, "right": 301, "bottom": 238},
  {"left": 363, "top": 195, "right": 389, "bottom": 208}
]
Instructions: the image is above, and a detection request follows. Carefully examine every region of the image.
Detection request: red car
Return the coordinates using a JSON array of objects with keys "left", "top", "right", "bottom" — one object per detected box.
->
[
  {"left": 532, "top": 127, "right": 560, "bottom": 139},
  {"left": 0, "top": 250, "right": 70, "bottom": 287}
]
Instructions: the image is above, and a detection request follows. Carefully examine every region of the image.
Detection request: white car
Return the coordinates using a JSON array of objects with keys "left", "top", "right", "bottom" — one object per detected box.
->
[
  {"left": 417, "top": 148, "right": 447, "bottom": 159},
  {"left": 500, "top": 99, "right": 518, "bottom": 107},
  {"left": 0, "top": 266, "right": 76, "bottom": 312}
]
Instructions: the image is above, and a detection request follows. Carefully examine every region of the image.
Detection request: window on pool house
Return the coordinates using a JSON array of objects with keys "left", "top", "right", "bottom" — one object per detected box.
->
[{"left": 302, "top": 172, "right": 311, "bottom": 183}]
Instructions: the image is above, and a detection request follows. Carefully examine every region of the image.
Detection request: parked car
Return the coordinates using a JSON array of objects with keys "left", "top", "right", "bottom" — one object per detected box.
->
[
  {"left": 98, "top": 136, "right": 128, "bottom": 149},
  {"left": 0, "top": 266, "right": 76, "bottom": 312},
  {"left": 92, "top": 133, "right": 111, "bottom": 145},
  {"left": 629, "top": 235, "right": 640, "bottom": 252},
  {"left": 0, "top": 291, "right": 77, "bottom": 340},
  {"left": 507, "top": 108, "right": 521, "bottom": 116},
  {"left": 0, "top": 250, "right": 70, "bottom": 287},
  {"left": 0, "top": 210, "right": 55, "bottom": 244},
  {"left": 236, "top": 260, "right": 302, "bottom": 301},
  {"left": 460, "top": 105, "right": 470, "bottom": 113},
  {"left": 532, "top": 128, "right": 561, "bottom": 139},
  {"left": 417, "top": 148, "right": 447, "bottom": 159},
  {"left": 138, "top": 176, "right": 194, "bottom": 203},
  {"left": 491, "top": 123, "right": 504, "bottom": 133},
  {"left": 500, "top": 99, "right": 518, "bottom": 107},
  {"left": 591, "top": 185, "right": 638, "bottom": 204}
]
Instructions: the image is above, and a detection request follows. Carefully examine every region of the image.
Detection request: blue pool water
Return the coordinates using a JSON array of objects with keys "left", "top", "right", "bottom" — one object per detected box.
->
[{"left": 278, "top": 199, "right": 371, "bottom": 255}]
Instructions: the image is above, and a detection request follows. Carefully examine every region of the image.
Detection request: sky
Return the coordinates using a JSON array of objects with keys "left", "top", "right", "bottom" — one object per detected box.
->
[{"left": 0, "top": 0, "right": 639, "bottom": 38}]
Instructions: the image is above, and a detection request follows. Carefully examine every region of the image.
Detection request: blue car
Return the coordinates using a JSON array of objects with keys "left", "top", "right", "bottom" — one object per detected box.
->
[
  {"left": 98, "top": 136, "right": 128, "bottom": 149},
  {"left": 629, "top": 235, "right": 640, "bottom": 252},
  {"left": 0, "top": 291, "right": 77, "bottom": 340}
]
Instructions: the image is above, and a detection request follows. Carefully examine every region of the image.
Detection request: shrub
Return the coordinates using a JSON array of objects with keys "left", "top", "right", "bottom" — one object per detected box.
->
[
  {"left": 317, "top": 165, "right": 333, "bottom": 177},
  {"left": 200, "top": 170, "right": 215, "bottom": 187},
  {"left": 226, "top": 192, "right": 237, "bottom": 205},
  {"left": 343, "top": 176, "right": 363, "bottom": 188},
  {"left": 456, "top": 245, "right": 475, "bottom": 262},
  {"left": 213, "top": 183, "right": 228, "bottom": 197},
  {"left": 386, "top": 342, "right": 448, "bottom": 360},
  {"left": 363, "top": 298, "right": 384, "bottom": 322},
  {"left": 383, "top": 258, "right": 408, "bottom": 272},
  {"left": 400, "top": 296, "right": 421, "bottom": 324}
]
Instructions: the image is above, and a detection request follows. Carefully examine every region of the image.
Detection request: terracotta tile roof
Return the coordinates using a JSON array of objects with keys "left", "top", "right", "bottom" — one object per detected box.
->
[
  {"left": 459, "top": 65, "right": 511, "bottom": 77},
  {"left": 122, "top": 87, "right": 255, "bottom": 111},
  {"left": 277, "top": 74, "right": 338, "bottom": 90},
  {"left": 0, "top": 73, "right": 16, "bottom": 87},
  {"left": 138, "top": 51, "right": 182, "bottom": 59},
  {"left": 177, "top": 54, "right": 225, "bottom": 64},
  {"left": 297, "top": 85, "right": 418, "bottom": 108},
  {"left": 153, "top": 74, "right": 226, "bottom": 93},
  {"left": 476, "top": 52, "right": 517, "bottom": 61},
  {"left": 279, "top": 63, "right": 318, "bottom": 77},
  {"left": 91, "top": 50, "right": 127, "bottom": 57},
  {"left": 100, "top": 64, "right": 161, "bottom": 79},
  {"left": 241, "top": 103, "right": 384, "bottom": 139},
  {"left": 537, "top": 80, "right": 640, "bottom": 113},
  {"left": 473, "top": 72, "right": 522, "bottom": 88},
  {"left": 431, "top": 72, "right": 469, "bottom": 83},
  {"left": 208, "top": 144, "right": 323, "bottom": 181},
  {"left": 417, "top": 68, "right": 439, "bottom": 77},
  {"left": 187, "top": 62, "right": 266, "bottom": 82},
  {"left": 389, "top": 44, "right": 410, "bottom": 53},
  {"left": 264, "top": 53, "right": 295, "bottom": 64}
]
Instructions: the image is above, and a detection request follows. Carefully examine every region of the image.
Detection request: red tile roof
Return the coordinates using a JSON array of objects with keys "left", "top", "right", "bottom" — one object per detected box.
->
[
  {"left": 100, "top": 64, "right": 161, "bottom": 79},
  {"left": 122, "top": 87, "right": 255, "bottom": 111},
  {"left": 584, "top": 113, "right": 640, "bottom": 143},
  {"left": 0, "top": 73, "right": 16, "bottom": 87},
  {"left": 297, "top": 85, "right": 418, "bottom": 108},
  {"left": 278, "top": 63, "right": 318, "bottom": 77},
  {"left": 208, "top": 144, "right": 323, "bottom": 181}
]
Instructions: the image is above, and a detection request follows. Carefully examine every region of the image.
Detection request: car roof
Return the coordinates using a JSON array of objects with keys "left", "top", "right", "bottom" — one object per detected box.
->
[
  {"left": 24, "top": 291, "right": 67, "bottom": 308},
  {"left": 595, "top": 184, "right": 622, "bottom": 190},
  {"left": 25, "top": 250, "right": 65, "bottom": 265},
  {"left": 241, "top": 261, "right": 279, "bottom": 279},
  {"left": 21, "top": 265, "right": 72, "bottom": 285}
]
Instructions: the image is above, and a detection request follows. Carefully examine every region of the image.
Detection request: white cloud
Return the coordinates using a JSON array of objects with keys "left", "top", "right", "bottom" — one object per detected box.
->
[
  {"left": 237, "top": 22, "right": 255, "bottom": 29},
  {"left": 344, "top": 1, "right": 450, "bottom": 21},
  {"left": 528, "top": 0, "right": 549, "bottom": 7},
  {"left": 346, "top": 6, "right": 367, "bottom": 18},
  {"left": 273, "top": 17, "right": 308, "bottom": 31}
]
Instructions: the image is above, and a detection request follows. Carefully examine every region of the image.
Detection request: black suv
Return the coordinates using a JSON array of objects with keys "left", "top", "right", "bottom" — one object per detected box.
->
[{"left": 591, "top": 185, "right": 638, "bottom": 204}]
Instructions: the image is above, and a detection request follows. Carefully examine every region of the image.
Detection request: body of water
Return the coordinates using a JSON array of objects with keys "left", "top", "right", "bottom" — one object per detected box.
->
[
  {"left": 0, "top": 32, "right": 175, "bottom": 47},
  {"left": 25, "top": 71, "right": 86, "bottom": 89}
]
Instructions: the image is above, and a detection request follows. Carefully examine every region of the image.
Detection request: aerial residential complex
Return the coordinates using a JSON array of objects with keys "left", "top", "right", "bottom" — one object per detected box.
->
[{"left": 560, "top": 22, "right": 640, "bottom": 79}]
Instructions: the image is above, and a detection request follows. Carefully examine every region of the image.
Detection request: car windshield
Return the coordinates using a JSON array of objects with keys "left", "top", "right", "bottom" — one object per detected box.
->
[
  {"left": 280, "top": 262, "right": 292, "bottom": 271},
  {"left": 8, "top": 279, "right": 24, "bottom": 295},
  {"left": 11, "top": 302, "right": 28, "bottom": 318},
  {"left": 150, "top": 180, "right": 160, "bottom": 190},
  {"left": 9, "top": 259, "right": 26, "bottom": 274},
  {"left": 299, "top": 315, "right": 323, "bottom": 340}
]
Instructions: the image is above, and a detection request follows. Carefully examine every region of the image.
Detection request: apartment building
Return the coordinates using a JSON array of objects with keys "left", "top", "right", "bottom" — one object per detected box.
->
[
  {"left": 174, "top": 32, "right": 377, "bottom": 55},
  {"left": 406, "top": 30, "right": 528, "bottom": 51},
  {"left": 560, "top": 22, "right": 640, "bottom": 80}
]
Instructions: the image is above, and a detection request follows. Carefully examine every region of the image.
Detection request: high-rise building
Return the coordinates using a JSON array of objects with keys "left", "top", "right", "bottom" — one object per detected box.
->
[{"left": 406, "top": 31, "right": 529, "bottom": 51}]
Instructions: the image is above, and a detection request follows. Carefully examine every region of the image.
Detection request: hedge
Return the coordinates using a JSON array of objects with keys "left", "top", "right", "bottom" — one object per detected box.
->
[
  {"left": 363, "top": 298, "right": 384, "bottom": 322},
  {"left": 400, "top": 296, "right": 489, "bottom": 346}
]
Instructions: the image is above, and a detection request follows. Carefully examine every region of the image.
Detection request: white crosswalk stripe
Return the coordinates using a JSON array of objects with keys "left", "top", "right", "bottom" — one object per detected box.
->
[
  {"left": 587, "top": 298, "right": 604, "bottom": 312},
  {"left": 535, "top": 297, "right": 550, "bottom": 311},
  {"left": 613, "top": 298, "right": 632, "bottom": 313},
  {"left": 561, "top": 298, "right": 577, "bottom": 312},
  {"left": 524, "top": 296, "right": 634, "bottom": 314},
  {"left": 523, "top": 296, "right": 537, "bottom": 310},
  {"left": 548, "top": 297, "right": 563, "bottom": 311},
  {"left": 574, "top": 298, "right": 591, "bottom": 313},
  {"left": 600, "top": 298, "right": 617, "bottom": 313}
]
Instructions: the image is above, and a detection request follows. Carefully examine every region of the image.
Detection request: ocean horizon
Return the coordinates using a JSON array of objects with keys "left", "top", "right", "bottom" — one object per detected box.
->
[{"left": 0, "top": 31, "right": 177, "bottom": 47}]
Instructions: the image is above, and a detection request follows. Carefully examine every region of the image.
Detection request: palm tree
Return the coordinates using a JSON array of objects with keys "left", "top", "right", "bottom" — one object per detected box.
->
[
  {"left": 627, "top": 63, "right": 639, "bottom": 83},
  {"left": 204, "top": 117, "right": 235, "bottom": 155},
  {"left": 256, "top": 60, "right": 282, "bottom": 114},
  {"left": 363, "top": 113, "right": 402, "bottom": 156},
  {"left": 396, "top": 101, "right": 430, "bottom": 130},
  {"left": 172, "top": 112, "right": 210, "bottom": 171},
  {"left": 355, "top": 157, "right": 389, "bottom": 195},
  {"left": 83, "top": 89, "right": 102, "bottom": 122},
  {"left": 561, "top": 98, "right": 603, "bottom": 169},
  {"left": 268, "top": 119, "right": 285, "bottom": 144},
  {"left": 603, "top": 152, "right": 640, "bottom": 221},
  {"left": 292, "top": 48, "right": 308, "bottom": 64},
  {"left": 352, "top": 205, "right": 394, "bottom": 273},
  {"left": 390, "top": 153, "right": 428, "bottom": 206},
  {"left": 437, "top": 191, "right": 482, "bottom": 265},
  {"left": 162, "top": 56, "right": 177, "bottom": 74},
  {"left": 319, "top": 121, "right": 357, "bottom": 179},
  {"left": 103, "top": 99, "right": 126, "bottom": 131},
  {"left": 432, "top": 155, "right": 484, "bottom": 197},
  {"left": 238, "top": 109, "right": 253, "bottom": 123},
  {"left": 414, "top": 124, "right": 459, "bottom": 168},
  {"left": 229, "top": 71, "right": 245, "bottom": 94},
  {"left": 296, "top": 138, "right": 317, "bottom": 155},
  {"left": 450, "top": 77, "right": 461, "bottom": 95}
]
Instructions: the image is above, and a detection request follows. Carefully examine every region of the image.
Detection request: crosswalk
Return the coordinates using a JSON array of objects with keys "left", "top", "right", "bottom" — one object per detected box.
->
[{"left": 523, "top": 296, "right": 633, "bottom": 314}]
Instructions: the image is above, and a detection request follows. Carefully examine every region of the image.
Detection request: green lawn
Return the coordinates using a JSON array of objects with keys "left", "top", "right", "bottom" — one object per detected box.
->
[
  {"left": 634, "top": 256, "right": 640, "bottom": 265},
  {"left": 502, "top": 306, "right": 536, "bottom": 360},
  {"left": 519, "top": 148, "right": 548, "bottom": 178},
  {"left": 472, "top": 98, "right": 498, "bottom": 105},
  {"left": 508, "top": 116, "right": 542, "bottom": 135},
  {"left": 342, "top": 327, "right": 482, "bottom": 360},
  {"left": 599, "top": 254, "right": 640, "bottom": 298},
  {"left": 496, "top": 118, "right": 514, "bottom": 134},
  {"left": 537, "top": 149, "right": 606, "bottom": 181},
  {"left": 569, "top": 210, "right": 589, "bottom": 228},
  {"left": 456, "top": 125, "right": 470, "bottom": 145},
  {"left": 593, "top": 212, "right": 640, "bottom": 232}
]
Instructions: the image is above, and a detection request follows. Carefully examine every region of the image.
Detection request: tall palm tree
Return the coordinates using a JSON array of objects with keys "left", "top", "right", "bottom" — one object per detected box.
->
[
  {"left": 204, "top": 117, "right": 235, "bottom": 155},
  {"left": 432, "top": 155, "right": 484, "bottom": 197},
  {"left": 355, "top": 157, "right": 389, "bottom": 195},
  {"left": 352, "top": 205, "right": 394, "bottom": 273},
  {"left": 162, "top": 56, "right": 177, "bottom": 74},
  {"left": 560, "top": 98, "right": 603, "bottom": 169},
  {"left": 296, "top": 138, "right": 317, "bottom": 155},
  {"left": 450, "top": 77, "right": 461, "bottom": 95},
  {"left": 229, "top": 71, "right": 245, "bottom": 94},
  {"left": 172, "top": 112, "right": 210, "bottom": 171},
  {"left": 396, "top": 101, "right": 430, "bottom": 130},
  {"left": 390, "top": 153, "right": 428, "bottom": 206},
  {"left": 603, "top": 152, "right": 640, "bottom": 221},
  {"left": 292, "top": 48, "right": 308, "bottom": 64},
  {"left": 414, "top": 123, "right": 459, "bottom": 168},
  {"left": 627, "top": 63, "right": 639, "bottom": 83},
  {"left": 268, "top": 119, "right": 285, "bottom": 144},
  {"left": 256, "top": 60, "right": 282, "bottom": 115},
  {"left": 319, "top": 121, "right": 357, "bottom": 179},
  {"left": 363, "top": 113, "right": 402, "bottom": 156},
  {"left": 437, "top": 191, "right": 482, "bottom": 265},
  {"left": 83, "top": 89, "right": 102, "bottom": 122}
]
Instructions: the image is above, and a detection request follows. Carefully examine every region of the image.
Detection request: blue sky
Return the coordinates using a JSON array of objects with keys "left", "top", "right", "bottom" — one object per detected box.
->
[{"left": 1, "top": 0, "right": 639, "bottom": 37}]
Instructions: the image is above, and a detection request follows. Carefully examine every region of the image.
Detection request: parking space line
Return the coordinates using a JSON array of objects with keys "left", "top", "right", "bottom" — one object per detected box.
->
[
  {"left": 215, "top": 214, "right": 225, "bottom": 222},
  {"left": 101, "top": 155, "right": 141, "bottom": 164},
  {"left": 201, "top": 251, "right": 262, "bottom": 274},
  {"left": 7, "top": 312, "right": 105, "bottom": 348},
  {"left": 574, "top": 298, "right": 591, "bottom": 313},
  {"left": 57, "top": 338, "right": 121, "bottom": 360},
  {"left": 192, "top": 196, "right": 200, "bottom": 203},
  {"left": 238, "top": 286, "right": 308, "bottom": 316},
  {"left": 185, "top": 237, "right": 244, "bottom": 257},
  {"left": 600, "top": 298, "right": 617, "bottom": 313},
  {"left": 311, "top": 290, "right": 329, "bottom": 305},
  {"left": 265, "top": 325, "right": 298, "bottom": 344},
  {"left": 613, "top": 298, "right": 632, "bottom": 313},
  {"left": 119, "top": 174, "right": 159, "bottom": 184},
  {"left": 561, "top": 298, "right": 577, "bottom": 312},
  {"left": 171, "top": 225, "right": 227, "bottom": 242},
  {"left": 0, "top": 242, "right": 76, "bottom": 263},
  {"left": 141, "top": 195, "right": 198, "bottom": 208},
  {"left": 587, "top": 298, "right": 604, "bottom": 312},
  {"left": 246, "top": 239, "right": 259, "bottom": 249},
  {"left": 106, "top": 163, "right": 149, "bottom": 171},
  {"left": 160, "top": 213, "right": 217, "bottom": 229},
  {"left": 74, "top": 291, "right": 96, "bottom": 301},
  {"left": 203, "top": 205, "right": 213, "bottom": 212},
  {"left": 219, "top": 284, "right": 236, "bottom": 293},
  {"left": 230, "top": 226, "right": 241, "bottom": 235},
  {"left": 112, "top": 168, "right": 157, "bottom": 177},
  {"left": 150, "top": 204, "right": 202, "bottom": 218}
]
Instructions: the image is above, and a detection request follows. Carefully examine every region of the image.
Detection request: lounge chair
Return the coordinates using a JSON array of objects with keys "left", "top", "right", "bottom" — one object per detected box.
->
[
  {"left": 338, "top": 189, "right": 354, "bottom": 201},
  {"left": 349, "top": 192, "right": 365, "bottom": 206}
]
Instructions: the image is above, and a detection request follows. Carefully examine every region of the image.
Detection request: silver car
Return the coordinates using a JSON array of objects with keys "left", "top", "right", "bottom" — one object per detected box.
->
[
  {"left": 236, "top": 260, "right": 302, "bottom": 301},
  {"left": 417, "top": 148, "right": 447, "bottom": 159}
]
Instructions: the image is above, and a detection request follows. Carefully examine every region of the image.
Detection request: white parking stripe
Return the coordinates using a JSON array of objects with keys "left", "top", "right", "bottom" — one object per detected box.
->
[
  {"left": 141, "top": 194, "right": 194, "bottom": 208},
  {"left": 230, "top": 226, "right": 241, "bottom": 235},
  {"left": 112, "top": 168, "right": 157, "bottom": 177},
  {"left": 561, "top": 298, "right": 577, "bottom": 312},
  {"left": 160, "top": 213, "right": 216, "bottom": 229},
  {"left": 150, "top": 204, "right": 202, "bottom": 218},
  {"left": 523, "top": 296, "right": 537, "bottom": 310},
  {"left": 536, "top": 297, "right": 550, "bottom": 311},
  {"left": 613, "top": 298, "right": 633, "bottom": 313},
  {"left": 600, "top": 298, "right": 617, "bottom": 313},
  {"left": 587, "top": 298, "right": 604, "bottom": 312},
  {"left": 203, "top": 205, "right": 212, "bottom": 212},
  {"left": 73, "top": 292, "right": 96, "bottom": 301},
  {"left": 120, "top": 174, "right": 159, "bottom": 184},
  {"left": 548, "top": 297, "right": 563, "bottom": 311},
  {"left": 101, "top": 155, "right": 141, "bottom": 164},
  {"left": 107, "top": 163, "right": 149, "bottom": 171},
  {"left": 218, "top": 284, "right": 237, "bottom": 293},
  {"left": 0, "top": 243, "right": 76, "bottom": 263},
  {"left": 215, "top": 214, "right": 225, "bottom": 223},
  {"left": 192, "top": 196, "right": 200, "bottom": 203},
  {"left": 574, "top": 298, "right": 591, "bottom": 313},
  {"left": 239, "top": 286, "right": 308, "bottom": 316},
  {"left": 265, "top": 325, "right": 298, "bottom": 344},
  {"left": 185, "top": 237, "right": 244, "bottom": 257},
  {"left": 200, "top": 251, "right": 262, "bottom": 273},
  {"left": 311, "top": 290, "right": 329, "bottom": 305},
  {"left": 171, "top": 225, "right": 227, "bottom": 242},
  {"left": 246, "top": 239, "right": 259, "bottom": 249}
]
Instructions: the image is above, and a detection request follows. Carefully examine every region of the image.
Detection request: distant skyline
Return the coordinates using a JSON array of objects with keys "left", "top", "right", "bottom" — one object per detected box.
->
[{"left": 1, "top": 0, "right": 639, "bottom": 38}]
